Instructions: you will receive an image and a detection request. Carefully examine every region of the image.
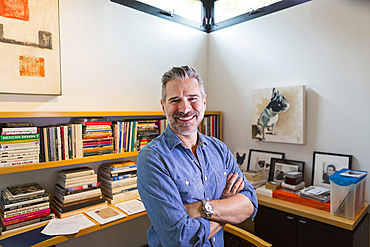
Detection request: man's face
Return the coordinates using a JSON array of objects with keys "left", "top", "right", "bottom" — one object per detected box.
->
[
  {"left": 161, "top": 78, "right": 206, "bottom": 136},
  {"left": 327, "top": 167, "right": 335, "bottom": 176}
]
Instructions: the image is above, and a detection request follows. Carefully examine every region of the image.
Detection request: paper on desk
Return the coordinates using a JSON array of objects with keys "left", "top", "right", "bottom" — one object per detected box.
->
[
  {"left": 41, "top": 214, "right": 95, "bottom": 235},
  {"left": 115, "top": 199, "right": 146, "bottom": 215}
]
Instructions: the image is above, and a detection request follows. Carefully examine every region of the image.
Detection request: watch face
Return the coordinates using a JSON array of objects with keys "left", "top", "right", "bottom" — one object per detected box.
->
[{"left": 205, "top": 203, "right": 213, "bottom": 211}]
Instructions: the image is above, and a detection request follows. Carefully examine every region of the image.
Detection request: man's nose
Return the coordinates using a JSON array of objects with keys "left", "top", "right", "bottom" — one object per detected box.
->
[{"left": 178, "top": 99, "right": 191, "bottom": 112}]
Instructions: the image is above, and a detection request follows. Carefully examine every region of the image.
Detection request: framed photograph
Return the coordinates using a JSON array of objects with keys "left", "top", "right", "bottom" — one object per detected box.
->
[
  {"left": 251, "top": 85, "right": 306, "bottom": 144},
  {"left": 312, "top": 151, "right": 352, "bottom": 189},
  {"left": 0, "top": 0, "right": 61, "bottom": 95},
  {"left": 269, "top": 158, "right": 305, "bottom": 183},
  {"left": 247, "top": 149, "right": 285, "bottom": 181}
]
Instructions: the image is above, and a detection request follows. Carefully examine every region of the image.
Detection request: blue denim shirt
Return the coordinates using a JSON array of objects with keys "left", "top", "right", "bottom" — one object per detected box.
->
[{"left": 137, "top": 125, "right": 258, "bottom": 247}]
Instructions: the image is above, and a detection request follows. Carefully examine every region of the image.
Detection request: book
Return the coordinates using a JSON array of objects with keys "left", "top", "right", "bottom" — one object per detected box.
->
[
  {"left": 1, "top": 202, "right": 49, "bottom": 216},
  {"left": 104, "top": 191, "right": 140, "bottom": 205},
  {"left": 58, "top": 166, "right": 95, "bottom": 179},
  {"left": 1, "top": 197, "right": 49, "bottom": 210},
  {"left": 1, "top": 191, "right": 48, "bottom": 204},
  {"left": 0, "top": 215, "right": 53, "bottom": 235},
  {"left": 101, "top": 161, "right": 137, "bottom": 171},
  {"left": 4, "top": 183, "right": 45, "bottom": 199},
  {"left": 85, "top": 206, "right": 126, "bottom": 225},
  {"left": 54, "top": 189, "right": 102, "bottom": 204},
  {"left": 51, "top": 196, "right": 106, "bottom": 213},
  {"left": 50, "top": 201, "right": 107, "bottom": 219},
  {"left": 58, "top": 174, "right": 97, "bottom": 183},
  {"left": 99, "top": 176, "right": 137, "bottom": 189},
  {"left": 1, "top": 208, "right": 50, "bottom": 223},
  {"left": 1, "top": 210, "right": 50, "bottom": 227},
  {"left": 0, "top": 134, "right": 39, "bottom": 141},
  {"left": 0, "top": 159, "right": 39, "bottom": 168},
  {"left": 55, "top": 183, "right": 100, "bottom": 195}
]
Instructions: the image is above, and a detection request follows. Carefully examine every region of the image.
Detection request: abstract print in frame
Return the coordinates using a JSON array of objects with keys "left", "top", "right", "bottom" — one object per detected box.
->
[
  {"left": 251, "top": 85, "right": 306, "bottom": 144},
  {"left": 0, "top": 0, "right": 61, "bottom": 95}
]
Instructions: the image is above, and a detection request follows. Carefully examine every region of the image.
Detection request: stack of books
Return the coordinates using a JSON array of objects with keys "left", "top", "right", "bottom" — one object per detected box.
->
[
  {"left": 136, "top": 120, "right": 160, "bottom": 151},
  {"left": 74, "top": 118, "right": 114, "bottom": 157},
  {"left": 243, "top": 170, "right": 266, "bottom": 188},
  {"left": 0, "top": 183, "right": 52, "bottom": 235},
  {"left": 0, "top": 123, "right": 40, "bottom": 167},
  {"left": 281, "top": 171, "right": 305, "bottom": 192},
  {"left": 51, "top": 167, "right": 107, "bottom": 218},
  {"left": 39, "top": 124, "right": 83, "bottom": 162},
  {"left": 298, "top": 186, "right": 330, "bottom": 203},
  {"left": 99, "top": 161, "right": 139, "bottom": 204}
]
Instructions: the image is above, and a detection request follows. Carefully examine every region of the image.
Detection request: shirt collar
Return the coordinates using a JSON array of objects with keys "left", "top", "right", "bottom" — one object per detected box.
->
[{"left": 163, "top": 124, "right": 208, "bottom": 151}]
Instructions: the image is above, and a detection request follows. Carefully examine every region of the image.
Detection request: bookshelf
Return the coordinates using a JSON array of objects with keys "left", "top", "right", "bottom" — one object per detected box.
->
[
  {"left": 0, "top": 111, "right": 222, "bottom": 175},
  {"left": 0, "top": 111, "right": 222, "bottom": 245}
]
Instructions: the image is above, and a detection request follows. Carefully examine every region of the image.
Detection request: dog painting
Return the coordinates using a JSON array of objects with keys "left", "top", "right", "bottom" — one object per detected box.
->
[{"left": 251, "top": 86, "right": 306, "bottom": 144}]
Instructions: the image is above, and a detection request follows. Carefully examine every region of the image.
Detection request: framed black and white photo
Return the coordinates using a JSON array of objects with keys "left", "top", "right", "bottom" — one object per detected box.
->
[
  {"left": 269, "top": 158, "right": 305, "bottom": 182},
  {"left": 247, "top": 149, "right": 285, "bottom": 181},
  {"left": 312, "top": 151, "right": 352, "bottom": 189}
]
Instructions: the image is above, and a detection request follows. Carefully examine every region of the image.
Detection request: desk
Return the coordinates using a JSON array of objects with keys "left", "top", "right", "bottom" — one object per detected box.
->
[{"left": 255, "top": 194, "right": 369, "bottom": 247}]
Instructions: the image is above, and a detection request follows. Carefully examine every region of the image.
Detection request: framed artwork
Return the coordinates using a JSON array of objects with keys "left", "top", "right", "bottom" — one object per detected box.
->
[
  {"left": 312, "top": 151, "right": 352, "bottom": 189},
  {"left": 247, "top": 149, "right": 285, "bottom": 181},
  {"left": 269, "top": 158, "right": 305, "bottom": 183},
  {"left": 0, "top": 0, "right": 61, "bottom": 95},
  {"left": 251, "top": 85, "right": 306, "bottom": 144}
]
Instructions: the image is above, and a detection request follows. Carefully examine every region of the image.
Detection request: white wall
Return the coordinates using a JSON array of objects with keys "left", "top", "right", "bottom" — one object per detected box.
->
[
  {"left": 0, "top": 0, "right": 208, "bottom": 112},
  {"left": 207, "top": 0, "right": 370, "bottom": 202}
]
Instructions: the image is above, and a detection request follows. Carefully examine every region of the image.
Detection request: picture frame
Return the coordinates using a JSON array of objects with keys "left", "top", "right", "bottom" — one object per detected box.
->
[
  {"left": 247, "top": 149, "right": 285, "bottom": 181},
  {"left": 269, "top": 158, "right": 305, "bottom": 183},
  {"left": 0, "top": 0, "right": 61, "bottom": 95},
  {"left": 312, "top": 151, "right": 352, "bottom": 189}
]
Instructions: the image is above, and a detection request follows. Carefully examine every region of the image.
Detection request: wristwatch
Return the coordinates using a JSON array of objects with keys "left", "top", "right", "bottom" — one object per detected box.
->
[{"left": 202, "top": 200, "right": 214, "bottom": 219}]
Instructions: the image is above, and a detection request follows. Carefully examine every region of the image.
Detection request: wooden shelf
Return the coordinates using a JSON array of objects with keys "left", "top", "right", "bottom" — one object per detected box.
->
[
  {"left": 257, "top": 194, "right": 369, "bottom": 231},
  {"left": 0, "top": 151, "right": 139, "bottom": 175},
  {"left": 0, "top": 202, "right": 147, "bottom": 246}
]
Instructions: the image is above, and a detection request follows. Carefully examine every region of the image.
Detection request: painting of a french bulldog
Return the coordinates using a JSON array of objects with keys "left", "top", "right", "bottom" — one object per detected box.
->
[{"left": 257, "top": 88, "right": 290, "bottom": 140}]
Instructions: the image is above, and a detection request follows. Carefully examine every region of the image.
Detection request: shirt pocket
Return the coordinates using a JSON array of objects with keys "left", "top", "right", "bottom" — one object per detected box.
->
[
  {"left": 214, "top": 169, "right": 228, "bottom": 198},
  {"left": 174, "top": 175, "right": 203, "bottom": 203}
]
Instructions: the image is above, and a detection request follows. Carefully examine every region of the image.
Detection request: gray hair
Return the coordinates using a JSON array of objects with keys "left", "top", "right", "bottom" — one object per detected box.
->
[{"left": 161, "top": 66, "right": 205, "bottom": 104}]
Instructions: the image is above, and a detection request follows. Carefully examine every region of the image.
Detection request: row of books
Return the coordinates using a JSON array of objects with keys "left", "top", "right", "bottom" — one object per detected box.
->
[
  {"left": 198, "top": 115, "right": 220, "bottom": 139},
  {"left": 0, "top": 183, "right": 53, "bottom": 235},
  {"left": 0, "top": 123, "right": 40, "bottom": 168}
]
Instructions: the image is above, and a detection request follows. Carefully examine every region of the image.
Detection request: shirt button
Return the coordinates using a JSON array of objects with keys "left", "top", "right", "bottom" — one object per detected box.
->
[
  {"left": 204, "top": 176, "right": 207, "bottom": 181},
  {"left": 185, "top": 180, "right": 189, "bottom": 185},
  {"left": 224, "top": 172, "right": 226, "bottom": 176},
  {"left": 213, "top": 237, "right": 216, "bottom": 242}
]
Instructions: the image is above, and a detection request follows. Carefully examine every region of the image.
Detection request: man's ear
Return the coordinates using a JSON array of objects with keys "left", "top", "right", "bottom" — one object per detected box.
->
[
  {"left": 160, "top": 100, "right": 166, "bottom": 116},
  {"left": 203, "top": 94, "right": 207, "bottom": 110}
]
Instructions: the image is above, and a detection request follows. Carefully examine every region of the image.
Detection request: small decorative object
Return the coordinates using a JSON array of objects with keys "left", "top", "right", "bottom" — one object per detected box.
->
[
  {"left": 247, "top": 149, "right": 285, "bottom": 181},
  {"left": 235, "top": 152, "right": 246, "bottom": 171},
  {"left": 265, "top": 181, "right": 281, "bottom": 191},
  {"left": 312, "top": 151, "right": 352, "bottom": 189},
  {"left": 251, "top": 85, "right": 306, "bottom": 144},
  {"left": 269, "top": 158, "right": 305, "bottom": 183},
  {"left": 0, "top": 0, "right": 61, "bottom": 95}
]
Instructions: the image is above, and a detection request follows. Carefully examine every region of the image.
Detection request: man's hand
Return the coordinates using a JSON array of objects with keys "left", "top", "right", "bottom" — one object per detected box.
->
[{"left": 221, "top": 173, "right": 244, "bottom": 199}]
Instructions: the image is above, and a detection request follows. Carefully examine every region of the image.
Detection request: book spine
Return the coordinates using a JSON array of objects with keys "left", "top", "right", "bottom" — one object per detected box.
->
[
  {"left": 1, "top": 211, "right": 50, "bottom": 226},
  {"left": 3, "top": 205, "right": 49, "bottom": 218},
  {"left": 2, "top": 202, "right": 49, "bottom": 214},
  {"left": 0, "top": 139, "right": 39, "bottom": 144},
  {"left": 83, "top": 121, "right": 112, "bottom": 126},
  {"left": 0, "top": 134, "right": 39, "bottom": 141},
  {"left": 1, "top": 131, "right": 38, "bottom": 135},
  {"left": 0, "top": 159, "right": 39, "bottom": 168}
]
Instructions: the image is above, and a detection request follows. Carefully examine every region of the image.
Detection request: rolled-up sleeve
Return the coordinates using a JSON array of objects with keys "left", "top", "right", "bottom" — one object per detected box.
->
[{"left": 137, "top": 149, "right": 211, "bottom": 246}]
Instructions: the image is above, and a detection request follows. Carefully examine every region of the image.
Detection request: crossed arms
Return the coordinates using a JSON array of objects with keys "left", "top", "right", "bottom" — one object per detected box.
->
[{"left": 184, "top": 173, "right": 255, "bottom": 239}]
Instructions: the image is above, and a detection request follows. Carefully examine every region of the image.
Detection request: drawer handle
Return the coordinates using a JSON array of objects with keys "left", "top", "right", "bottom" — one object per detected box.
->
[
  {"left": 299, "top": 220, "right": 307, "bottom": 224},
  {"left": 287, "top": 216, "right": 294, "bottom": 220}
]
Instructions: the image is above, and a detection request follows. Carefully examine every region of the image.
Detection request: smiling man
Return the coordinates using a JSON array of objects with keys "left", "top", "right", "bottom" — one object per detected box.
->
[{"left": 137, "top": 66, "right": 257, "bottom": 246}]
